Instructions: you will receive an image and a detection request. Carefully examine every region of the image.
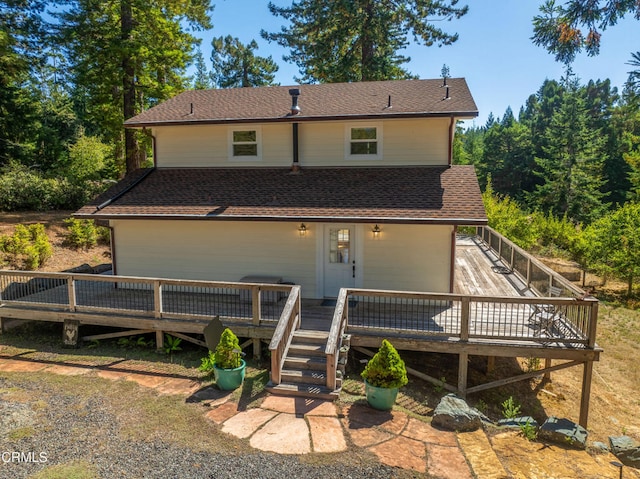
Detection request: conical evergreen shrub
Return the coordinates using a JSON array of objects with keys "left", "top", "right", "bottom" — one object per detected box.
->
[
  {"left": 214, "top": 328, "right": 242, "bottom": 369},
  {"left": 361, "top": 339, "right": 408, "bottom": 389}
]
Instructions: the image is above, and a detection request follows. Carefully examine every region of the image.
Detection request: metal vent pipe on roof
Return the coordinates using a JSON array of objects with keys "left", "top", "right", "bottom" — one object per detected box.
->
[{"left": 289, "top": 88, "right": 301, "bottom": 115}]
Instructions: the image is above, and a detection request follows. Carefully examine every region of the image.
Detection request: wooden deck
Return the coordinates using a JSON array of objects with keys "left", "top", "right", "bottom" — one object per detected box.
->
[{"left": 0, "top": 228, "right": 601, "bottom": 427}]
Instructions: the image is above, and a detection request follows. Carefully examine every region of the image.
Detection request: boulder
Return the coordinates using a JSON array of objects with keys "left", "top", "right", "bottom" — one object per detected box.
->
[
  {"left": 539, "top": 417, "right": 588, "bottom": 449},
  {"left": 609, "top": 436, "right": 640, "bottom": 468},
  {"left": 432, "top": 394, "right": 483, "bottom": 432},
  {"left": 497, "top": 416, "right": 539, "bottom": 430}
]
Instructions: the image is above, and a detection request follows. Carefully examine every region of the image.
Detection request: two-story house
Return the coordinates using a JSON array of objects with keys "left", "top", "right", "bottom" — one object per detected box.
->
[{"left": 76, "top": 79, "right": 487, "bottom": 299}]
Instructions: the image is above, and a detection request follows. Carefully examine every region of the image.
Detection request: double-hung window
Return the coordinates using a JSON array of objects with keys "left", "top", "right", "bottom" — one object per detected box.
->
[
  {"left": 228, "top": 127, "right": 262, "bottom": 160},
  {"left": 345, "top": 124, "right": 382, "bottom": 160}
]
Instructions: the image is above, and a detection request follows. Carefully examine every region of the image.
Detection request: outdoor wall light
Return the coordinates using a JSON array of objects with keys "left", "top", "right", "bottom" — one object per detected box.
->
[
  {"left": 298, "top": 223, "right": 307, "bottom": 237},
  {"left": 372, "top": 224, "right": 381, "bottom": 238}
]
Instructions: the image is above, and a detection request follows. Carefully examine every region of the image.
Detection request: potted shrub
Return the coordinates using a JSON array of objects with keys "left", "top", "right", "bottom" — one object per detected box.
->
[
  {"left": 361, "top": 339, "right": 408, "bottom": 410},
  {"left": 211, "top": 328, "right": 246, "bottom": 390}
]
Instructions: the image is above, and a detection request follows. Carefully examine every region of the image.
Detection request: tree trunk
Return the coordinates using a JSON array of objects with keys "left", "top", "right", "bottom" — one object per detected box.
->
[
  {"left": 360, "top": 0, "right": 374, "bottom": 81},
  {"left": 628, "top": 274, "right": 634, "bottom": 297},
  {"left": 121, "top": 0, "right": 140, "bottom": 173}
]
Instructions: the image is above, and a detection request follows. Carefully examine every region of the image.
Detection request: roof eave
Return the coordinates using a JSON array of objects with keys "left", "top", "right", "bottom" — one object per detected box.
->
[
  {"left": 74, "top": 212, "right": 488, "bottom": 226},
  {"left": 124, "top": 111, "right": 480, "bottom": 129}
]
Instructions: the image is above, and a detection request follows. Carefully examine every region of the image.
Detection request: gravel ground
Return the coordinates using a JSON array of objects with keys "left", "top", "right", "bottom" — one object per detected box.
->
[{"left": 0, "top": 376, "right": 403, "bottom": 479}]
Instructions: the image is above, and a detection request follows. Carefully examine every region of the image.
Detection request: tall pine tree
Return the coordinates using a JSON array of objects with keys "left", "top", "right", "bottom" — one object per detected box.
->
[
  {"left": 530, "top": 74, "right": 608, "bottom": 223},
  {"left": 55, "top": 0, "right": 212, "bottom": 174},
  {"left": 262, "top": 0, "right": 468, "bottom": 83},
  {"left": 211, "top": 36, "right": 279, "bottom": 88}
]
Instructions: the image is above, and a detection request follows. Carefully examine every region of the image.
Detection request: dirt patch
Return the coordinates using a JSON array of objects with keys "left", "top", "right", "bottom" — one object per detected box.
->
[{"left": 0, "top": 210, "right": 110, "bottom": 272}]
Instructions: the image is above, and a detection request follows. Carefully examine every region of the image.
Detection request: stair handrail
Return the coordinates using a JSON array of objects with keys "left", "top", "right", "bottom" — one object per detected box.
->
[
  {"left": 269, "top": 285, "right": 301, "bottom": 384},
  {"left": 325, "top": 288, "right": 349, "bottom": 390}
]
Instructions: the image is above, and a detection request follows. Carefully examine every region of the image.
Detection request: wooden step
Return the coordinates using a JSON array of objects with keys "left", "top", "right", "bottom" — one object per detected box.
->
[
  {"left": 266, "top": 382, "right": 340, "bottom": 401},
  {"left": 292, "top": 330, "right": 329, "bottom": 345},
  {"left": 283, "top": 356, "right": 326, "bottom": 371},
  {"left": 281, "top": 368, "right": 327, "bottom": 385},
  {"left": 288, "top": 343, "right": 325, "bottom": 357}
]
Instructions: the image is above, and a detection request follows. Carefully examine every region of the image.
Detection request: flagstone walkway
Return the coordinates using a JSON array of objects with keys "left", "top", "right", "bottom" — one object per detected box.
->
[
  {"left": 0, "top": 355, "right": 500, "bottom": 476},
  {"left": 1, "top": 355, "right": 637, "bottom": 478}
]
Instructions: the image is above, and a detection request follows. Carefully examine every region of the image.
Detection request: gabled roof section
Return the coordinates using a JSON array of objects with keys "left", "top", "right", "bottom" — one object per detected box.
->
[
  {"left": 125, "top": 78, "right": 478, "bottom": 127},
  {"left": 75, "top": 166, "right": 487, "bottom": 225}
]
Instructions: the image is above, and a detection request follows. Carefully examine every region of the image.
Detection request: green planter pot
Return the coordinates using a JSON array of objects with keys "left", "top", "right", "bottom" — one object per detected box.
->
[
  {"left": 214, "top": 359, "right": 246, "bottom": 391},
  {"left": 364, "top": 380, "right": 399, "bottom": 411}
]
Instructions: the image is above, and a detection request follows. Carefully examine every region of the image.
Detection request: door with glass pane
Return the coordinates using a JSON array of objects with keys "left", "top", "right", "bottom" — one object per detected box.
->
[{"left": 324, "top": 225, "right": 355, "bottom": 297}]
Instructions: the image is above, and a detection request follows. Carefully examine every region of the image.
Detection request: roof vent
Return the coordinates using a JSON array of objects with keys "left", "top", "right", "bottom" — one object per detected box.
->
[{"left": 289, "top": 88, "right": 301, "bottom": 115}]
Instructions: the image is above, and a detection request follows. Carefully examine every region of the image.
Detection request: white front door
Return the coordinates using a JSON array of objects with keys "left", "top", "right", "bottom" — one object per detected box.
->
[{"left": 323, "top": 225, "right": 356, "bottom": 297}]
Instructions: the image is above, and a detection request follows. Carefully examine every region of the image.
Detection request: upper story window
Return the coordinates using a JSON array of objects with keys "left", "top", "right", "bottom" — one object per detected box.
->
[
  {"left": 228, "top": 127, "right": 262, "bottom": 160},
  {"left": 345, "top": 124, "right": 382, "bottom": 160}
]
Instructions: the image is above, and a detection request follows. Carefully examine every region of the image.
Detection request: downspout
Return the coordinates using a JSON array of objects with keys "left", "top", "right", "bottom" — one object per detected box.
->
[
  {"left": 109, "top": 226, "right": 118, "bottom": 276},
  {"left": 448, "top": 116, "right": 455, "bottom": 166},
  {"left": 289, "top": 88, "right": 301, "bottom": 173},
  {"left": 292, "top": 123, "right": 299, "bottom": 172},
  {"left": 450, "top": 225, "right": 457, "bottom": 293}
]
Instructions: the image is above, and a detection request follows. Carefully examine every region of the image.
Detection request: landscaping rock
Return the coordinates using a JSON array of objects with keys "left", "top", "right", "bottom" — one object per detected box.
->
[
  {"left": 432, "top": 394, "right": 483, "bottom": 432},
  {"left": 590, "top": 441, "right": 610, "bottom": 453},
  {"left": 497, "top": 416, "right": 539, "bottom": 430},
  {"left": 609, "top": 435, "right": 640, "bottom": 468},
  {"left": 539, "top": 417, "right": 587, "bottom": 449}
]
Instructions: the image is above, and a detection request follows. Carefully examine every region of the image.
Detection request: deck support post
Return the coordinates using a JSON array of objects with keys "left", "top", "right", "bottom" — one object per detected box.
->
[
  {"left": 0, "top": 317, "right": 6, "bottom": 335},
  {"left": 487, "top": 356, "right": 495, "bottom": 373},
  {"left": 579, "top": 360, "right": 594, "bottom": 428},
  {"left": 62, "top": 319, "right": 79, "bottom": 347},
  {"left": 252, "top": 286, "right": 262, "bottom": 358},
  {"left": 544, "top": 358, "right": 552, "bottom": 381},
  {"left": 156, "top": 330, "right": 164, "bottom": 351},
  {"left": 458, "top": 352, "right": 469, "bottom": 398}
]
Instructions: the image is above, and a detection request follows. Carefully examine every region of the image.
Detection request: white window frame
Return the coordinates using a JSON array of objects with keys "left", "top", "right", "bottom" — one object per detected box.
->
[
  {"left": 345, "top": 123, "right": 383, "bottom": 160},
  {"left": 228, "top": 126, "right": 262, "bottom": 161}
]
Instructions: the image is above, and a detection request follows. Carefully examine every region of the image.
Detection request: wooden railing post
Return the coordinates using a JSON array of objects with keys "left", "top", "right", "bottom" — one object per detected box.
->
[
  {"left": 526, "top": 258, "right": 532, "bottom": 288},
  {"left": 460, "top": 297, "right": 470, "bottom": 341},
  {"left": 67, "top": 275, "right": 76, "bottom": 312},
  {"left": 252, "top": 285, "right": 261, "bottom": 325},
  {"left": 252, "top": 285, "right": 262, "bottom": 357},
  {"left": 587, "top": 298, "right": 599, "bottom": 348},
  {"left": 153, "top": 280, "right": 162, "bottom": 319}
]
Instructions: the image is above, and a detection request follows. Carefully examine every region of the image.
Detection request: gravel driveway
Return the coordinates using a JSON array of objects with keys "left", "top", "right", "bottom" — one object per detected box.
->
[{"left": 0, "top": 376, "right": 405, "bottom": 479}]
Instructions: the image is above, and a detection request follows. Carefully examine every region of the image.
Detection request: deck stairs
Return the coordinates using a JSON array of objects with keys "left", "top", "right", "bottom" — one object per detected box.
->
[{"left": 266, "top": 329, "right": 343, "bottom": 400}]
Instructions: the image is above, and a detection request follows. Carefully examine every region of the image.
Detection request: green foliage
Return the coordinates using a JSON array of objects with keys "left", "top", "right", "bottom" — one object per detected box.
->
[
  {"left": 0, "top": 223, "right": 52, "bottom": 270},
  {"left": 66, "top": 134, "right": 110, "bottom": 181},
  {"left": 117, "top": 336, "right": 152, "bottom": 349},
  {"left": 214, "top": 328, "right": 242, "bottom": 369},
  {"left": 0, "top": 163, "right": 110, "bottom": 211},
  {"left": 524, "top": 357, "right": 542, "bottom": 372},
  {"left": 361, "top": 339, "right": 408, "bottom": 389},
  {"left": 583, "top": 202, "right": 640, "bottom": 295},
  {"left": 501, "top": 396, "right": 522, "bottom": 419},
  {"left": 262, "top": 0, "right": 467, "bottom": 83},
  {"left": 54, "top": 0, "right": 212, "bottom": 173},
  {"left": 519, "top": 419, "right": 538, "bottom": 441},
  {"left": 532, "top": 0, "right": 638, "bottom": 64},
  {"left": 63, "top": 218, "right": 97, "bottom": 249},
  {"left": 483, "top": 179, "right": 539, "bottom": 250},
  {"left": 163, "top": 334, "right": 182, "bottom": 355},
  {"left": 211, "top": 36, "right": 279, "bottom": 88},
  {"left": 433, "top": 376, "right": 447, "bottom": 393},
  {"left": 198, "top": 350, "right": 216, "bottom": 373}
]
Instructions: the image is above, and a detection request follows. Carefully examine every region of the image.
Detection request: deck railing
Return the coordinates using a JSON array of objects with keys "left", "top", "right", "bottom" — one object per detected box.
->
[
  {"left": 336, "top": 288, "right": 598, "bottom": 347},
  {"left": 477, "top": 226, "right": 585, "bottom": 298},
  {"left": 269, "top": 285, "right": 301, "bottom": 384},
  {"left": 0, "top": 270, "right": 293, "bottom": 325},
  {"left": 325, "top": 288, "right": 349, "bottom": 390}
]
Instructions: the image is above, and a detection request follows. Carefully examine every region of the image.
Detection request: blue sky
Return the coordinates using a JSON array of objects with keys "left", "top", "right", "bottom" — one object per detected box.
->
[{"left": 196, "top": 0, "right": 640, "bottom": 126}]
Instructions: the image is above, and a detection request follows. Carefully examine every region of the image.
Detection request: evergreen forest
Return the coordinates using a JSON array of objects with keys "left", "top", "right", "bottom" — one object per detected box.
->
[{"left": 1, "top": 0, "right": 639, "bottom": 295}]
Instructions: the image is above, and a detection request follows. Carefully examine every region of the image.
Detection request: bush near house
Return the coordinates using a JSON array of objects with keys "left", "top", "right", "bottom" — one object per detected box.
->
[{"left": 0, "top": 223, "right": 53, "bottom": 269}]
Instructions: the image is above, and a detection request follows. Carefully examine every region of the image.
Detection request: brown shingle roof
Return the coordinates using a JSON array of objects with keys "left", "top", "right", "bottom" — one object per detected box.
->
[
  {"left": 125, "top": 78, "right": 478, "bottom": 127},
  {"left": 76, "top": 166, "right": 487, "bottom": 225}
]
